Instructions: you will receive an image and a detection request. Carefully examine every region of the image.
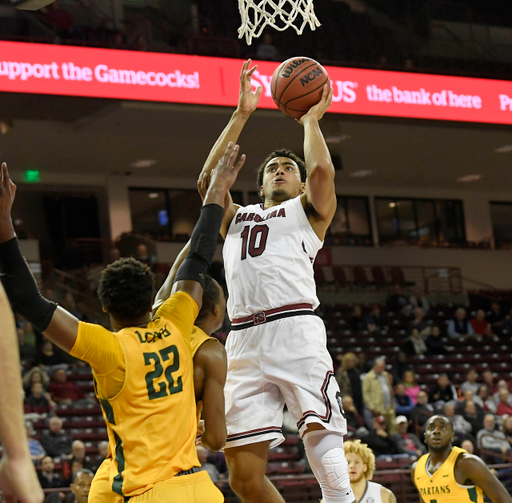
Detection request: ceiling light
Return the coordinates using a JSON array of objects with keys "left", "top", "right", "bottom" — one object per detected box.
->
[
  {"left": 457, "top": 174, "right": 481, "bottom": 182},
  {"left": 148, "top": 192, "right": 159, "bottom": 199},
  {"left": 349, "top": 169, "right": 373, "bottom": 177},
  {"left": 131, "top": 159, "right": 157, "bottom": 168},
  {"left": 325, "top": 134, "right": 351, "bottom": 144},
  {"left": 494, "top": 145, "right": 512, "bottom": 153},
  {"left": 389, "top": 202, "right": 396, "bottom": 208}
]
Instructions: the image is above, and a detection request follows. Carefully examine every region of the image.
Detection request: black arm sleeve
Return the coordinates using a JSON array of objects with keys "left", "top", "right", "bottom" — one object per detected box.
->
[
  {"left": 174, "top": 203, "right": 224, "bottom": 288},
  {"left": 0, "top": 238, "right": 57, "bottom": 332}
]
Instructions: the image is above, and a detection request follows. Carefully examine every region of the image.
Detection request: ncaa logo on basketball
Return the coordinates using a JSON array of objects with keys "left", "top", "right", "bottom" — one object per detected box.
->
[{"left": 300, "top": 67, "right": 324, "bottom": 87}]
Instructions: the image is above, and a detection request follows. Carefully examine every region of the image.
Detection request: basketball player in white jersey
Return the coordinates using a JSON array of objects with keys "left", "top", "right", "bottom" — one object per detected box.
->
[
  {"left": 343, "top": 440, "right": 396, "bottom": 503},
  {"left": 197, "top": 60, "right": 354, "bottom": 503}
]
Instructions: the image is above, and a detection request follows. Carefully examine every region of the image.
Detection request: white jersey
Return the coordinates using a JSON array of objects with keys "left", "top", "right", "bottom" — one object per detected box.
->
[
  {"left": 359, "top": 481, "right": 384, "bottom": 503},
  {"left": 223, "top": 195, "right": 322, "bottom": 320}
]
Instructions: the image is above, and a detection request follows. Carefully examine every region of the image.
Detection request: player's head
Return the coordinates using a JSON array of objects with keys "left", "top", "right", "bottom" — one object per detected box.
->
[
  {"left": 71, "top": 469, "right": 93, "bottom": 503},
  {"left": 344, "top": 440, "right": 376, "bottom": 483},
  {"left": 256, "top": 149, "right": 306, "bottom": 203},
  {"left": 98, "top": 258, "right": 154, "bottom": 323},
  {"left": 424, "top": 415, "right": 454, "bottom": 452},
  {"left": 195, "top": 275, "right": 226, "bottom": 333}
]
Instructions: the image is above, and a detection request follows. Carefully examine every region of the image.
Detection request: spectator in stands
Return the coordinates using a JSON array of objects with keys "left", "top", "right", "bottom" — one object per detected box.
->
[
  {"left": 364, "top": 304, "right": 387, "bottom": 333},
  {"left": 391, "top": 415, "right": 426, "bottom": 458},
  {"left": 37, "top": 339, "right": 67, "bottom": 367},
  {"left": 60, "top": 292, "right": 83, "bottom": 321},
  {"left": 409, "top": 307, "right": 432, "bottom": 337},
  {"left": 386, "top": 284, "right": 412, "bottom": 314},
  {"left": 94, "top": 440, "right": 109, "bottom": 467},
  {"left": 461, "top": 400, "right": 485, "bottom": 435},
  {"left": 41, "top": 416, "right": 72, "bottom": 458},
  {"left": 48, "top": 368, "right": 83, "bottom": 405},
  {"left": 475, "top": 384, "right": 497, "bottom": 413},
  {"left": 477, "top": 414, "right": 512, "bottom": 463},
  {"left": 402, "top": 328, "right": 427, "bottom": 356},
  {"left": 402, "top": 369, "right": 421, "bottom": 405},
  {"left": 363, "top": 357, "right": 397, "bottom": 433},
  {"left": 394, "top": 383, "right": 414, "bottom": 417},
  {"left": 348, "top": 304, "right": 366, "bottom": 332},
  {"left": 444, "top": 403, "right": 473, "bottom": 444},
  {"left": 409, "top": 286, "right": 429, "bottom": 314},
  {"left": 456, "top": 389, "right": 481, "bottom": 413},
  {"left": 461, "top": 438, "right": 476, "bottom": 454},
  {"left": 23, "top": 366, "right": 50, "bottom": 396},
  {"left": 43, "top": 1, "right": 83, "bottom": 40},
  {"left": 429, "top": 373, "right": 458, "bottom": 410},
  {"left": 470, "top": 309, "right": 493, "bottom": 338},
  {"left": 24, "top": 382, "right": 54, "bottom": 416},
  {"left": 447, "top": 307, "right": 475, "bottom": 341},
  {"left": 482, "top": 369, "right": 498, "bottom": 395},
  {"left": 70, "top": 469, "right": 93, "bottom": 503},
  {"left": 488, "top": 302, "right": 503, "bottom": 330},
  {"left": 342, "top": 395, "right": 366, "bottom": 436},
  {"left": 197, "top": 445, "right": 220, "bottom": 482},
  {"left": 410, "top": 391, "right": 434, "bottom": 429},
  {"left": 494, "top": 380, "right": 512, "bottom": 407},
  {"left": 502, "top": 416, "right": 512, "bottom": 444},
  {"left": 26, "top": 421, "right": 46, "bottom": 464},
  {"left": 64, "top": 460, "right": 84, "bottom": 486},
  {"left": 461, "top": 368, "right": 481, "bottom": 395},
  {"left": 134, "top": 34, "right": 149, "bottom": 52},
  {"left": 498, "top": 307, "right": 512, "bottom": 338},
  {"left": 497, "top": 389, "right": 512, "bottom": 417},
  {"left": 256, "top": 32, "right": 279, "bottom": 61},
  {"left": 336, "top": 352, "right": 364, "bottom": 414},
  {"left": 361, "top": 415, "right": 399, "bottom": 457},
  {"left": 38, "top": 455, "right": 65, "bottom": 502},
  {"left": 62, "top": 440, "right": 95, "bottom": 483},
  {"left": 426, "top": 325, "right": 453, "bottom": 355},
  {"left": 391, "top": 351, "right": 412, "bottom": 385}
]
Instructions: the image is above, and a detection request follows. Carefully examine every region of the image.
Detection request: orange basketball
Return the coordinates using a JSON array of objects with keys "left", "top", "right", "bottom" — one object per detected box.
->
[{"left": 271, "top": 57, "right": 330, "bottom": 119}]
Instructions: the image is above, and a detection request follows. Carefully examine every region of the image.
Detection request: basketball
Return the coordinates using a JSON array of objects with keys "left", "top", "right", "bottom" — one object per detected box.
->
[{"left": 271, "top": 57, "right": 330, "bottom": 119}]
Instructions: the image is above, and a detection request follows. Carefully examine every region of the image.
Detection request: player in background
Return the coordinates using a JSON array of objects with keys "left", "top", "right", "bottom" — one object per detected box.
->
[
  {"left": 197, "top": 60, "right": 353, "bottom": 503},
  {"left": 343, "top": 440, "right": 396, "bottom": 503},
  {"left": 0, "top": 281, "right": 44, "bottom": 503},
  {"left": 412, "top": 415, "right": 512, "bottom": 503},
  {"left": 154, "top": 249, "right": 228, "bottom": 448},
  {"left": 0, "top": 143, "right": 243, "bottom": 502}
]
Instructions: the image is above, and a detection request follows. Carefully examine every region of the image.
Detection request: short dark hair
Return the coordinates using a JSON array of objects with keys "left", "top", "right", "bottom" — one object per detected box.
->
[
  {"left": 256, "top": 149, "right": 307, "bottom": 194},
  {"left": 196, "top": 275, "right": 221, "bottom": 323},
  {"left": 97, "top": 258, "right": 154, "bottom": 322},
  {"left": 72, "top": 468, "right": 94, "bottom": 484}
]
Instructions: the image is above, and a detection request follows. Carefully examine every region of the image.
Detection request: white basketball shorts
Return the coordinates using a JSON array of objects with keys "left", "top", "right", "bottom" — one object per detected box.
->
[{"left": 224, "top": 314, "right": 347, "bottom": 449}]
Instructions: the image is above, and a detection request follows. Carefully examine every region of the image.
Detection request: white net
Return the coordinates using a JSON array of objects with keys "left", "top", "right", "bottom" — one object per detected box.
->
[{"left": 238, "top": 0, "right": 320, "bottom": 45}]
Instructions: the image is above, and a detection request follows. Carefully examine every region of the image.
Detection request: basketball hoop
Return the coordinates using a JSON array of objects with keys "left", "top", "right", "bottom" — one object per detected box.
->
[{"left": 238, "top": 0, "right": 320, "bottom": 45}]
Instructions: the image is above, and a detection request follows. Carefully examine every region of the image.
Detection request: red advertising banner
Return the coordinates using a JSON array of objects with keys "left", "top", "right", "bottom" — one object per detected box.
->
[{"left": 0, "top": 41, "right": 511, "bottom": 124}]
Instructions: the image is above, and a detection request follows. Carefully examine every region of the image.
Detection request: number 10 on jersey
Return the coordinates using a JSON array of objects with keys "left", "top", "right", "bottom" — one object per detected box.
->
[{"left": 240, "top": 225, "right": 269, "bottom": 260}]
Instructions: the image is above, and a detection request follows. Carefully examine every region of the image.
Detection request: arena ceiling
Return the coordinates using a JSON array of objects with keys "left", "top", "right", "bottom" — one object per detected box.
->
[{"left": 0, "top": 92, "right": 510, "bottom": 192}]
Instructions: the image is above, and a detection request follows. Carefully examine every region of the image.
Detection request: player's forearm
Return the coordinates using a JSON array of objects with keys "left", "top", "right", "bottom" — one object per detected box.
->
[
  {"left": 0, "top": 285, "right": 30, "bottom": 459},
  {"left": 200, "top": 110, "right": 249, "bottom": 177},
  {"left": 154, "top": 241, "right": 191, "bottom": 309},
  {"left": 303, "top": 117, "right": 334, "bottom": 178}
]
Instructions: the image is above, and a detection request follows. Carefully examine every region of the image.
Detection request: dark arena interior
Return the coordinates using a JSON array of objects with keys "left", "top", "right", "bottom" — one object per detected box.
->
[{"left": 0, "top": 0, "right": 512, "bottom": 502}]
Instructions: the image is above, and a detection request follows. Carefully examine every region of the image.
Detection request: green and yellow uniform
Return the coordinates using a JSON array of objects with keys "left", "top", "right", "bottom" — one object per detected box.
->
[
  {"left": 71, "top": 292, "right": 222, "bottom": 502},
  {"left": 414, "top": 446, "right": 484, "bottom": 503}
]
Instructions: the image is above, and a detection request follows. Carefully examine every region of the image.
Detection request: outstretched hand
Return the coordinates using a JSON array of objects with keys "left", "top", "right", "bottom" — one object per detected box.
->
[
  {"left": 297, "top": 84, "right": 333, "bottom": 125},
  {"left": 237, "top": 59, "right": 262, "bottom": 117},
  {"left": 0, "top": 163, "right": 16, "bottom": 220}
]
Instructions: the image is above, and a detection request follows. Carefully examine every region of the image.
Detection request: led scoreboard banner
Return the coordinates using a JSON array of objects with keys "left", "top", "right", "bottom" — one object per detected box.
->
[{"left": 0, "top": 41, "right": 511, "bottom": 124}]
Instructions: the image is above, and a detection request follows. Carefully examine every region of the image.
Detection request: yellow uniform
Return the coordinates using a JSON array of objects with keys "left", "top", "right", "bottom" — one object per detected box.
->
[
  {"left": 414, "top": 446, "right": 484, "bottom": 503},
  {"left": 71, "top": 292, "right": 222, "bottom": 502},
  {"left": 86, "top": 317, "right": 222, "bottom": 502}
]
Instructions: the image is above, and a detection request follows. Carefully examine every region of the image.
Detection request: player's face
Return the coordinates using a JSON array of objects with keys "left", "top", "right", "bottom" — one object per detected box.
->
[
  {"left": 71, "top": 473, "right": 92, "bottom": 503},
  {"left": 346, "top": 453, "right": 367, "bottom": 483},
  {"left": 424, "top": 416, "right": 454, "bottom": 452},
  {"left": 260, "top": 157, "right": 305, "bottom": 202}
]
